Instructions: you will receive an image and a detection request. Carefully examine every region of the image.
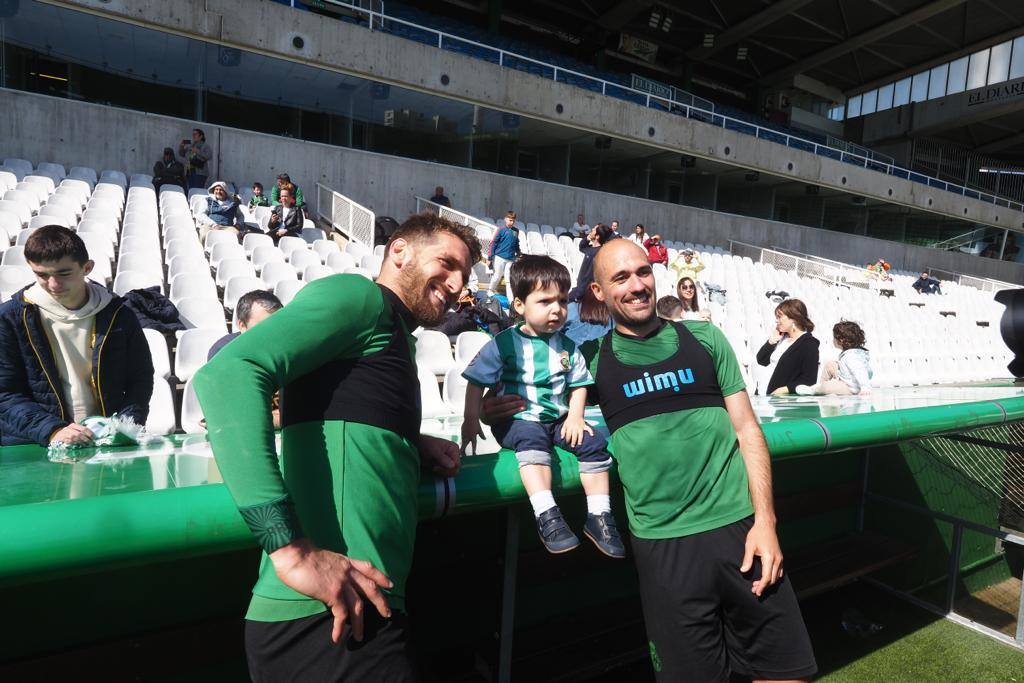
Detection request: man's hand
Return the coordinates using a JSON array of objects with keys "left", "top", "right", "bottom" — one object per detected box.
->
[
  {"left": 770, "top": 387, "right": 790, "bottom": 396},
  {"left": 50, "top": 423, "right": 94, "bottom": 446},
  {"left": 421, "top": 434, "right": 461, "bottom": 476},
  {"left": 741, "top": 519, "right": 783, "bottom": 597},
  {"left": 559, "top": 415, "right": 593, "bottom": 448},
  {"left": 270, "top": 539, "right": 393, "bottom": 643},
  {"left": 480, "top": 384, "right": 525, "bottom": 425}
]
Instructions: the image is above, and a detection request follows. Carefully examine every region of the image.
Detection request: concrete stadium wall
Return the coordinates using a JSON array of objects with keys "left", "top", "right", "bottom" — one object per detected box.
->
[
  {"left": 3, "top": 88, "right": 1022, "bottom": 284},
  {"left": 50, "top": 0, "right": 1023, "bottom": 234}
]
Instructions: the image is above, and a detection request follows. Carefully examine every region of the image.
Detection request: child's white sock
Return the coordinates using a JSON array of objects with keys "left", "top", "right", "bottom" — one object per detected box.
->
[
  {"left": 529, "top": 490, "right": 557, "bottom": 518},
  {"left": 587, "top": 494, "right": 611, "bottom": 515}
]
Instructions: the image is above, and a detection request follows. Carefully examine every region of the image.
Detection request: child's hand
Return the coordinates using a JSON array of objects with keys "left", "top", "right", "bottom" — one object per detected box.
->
[
  {"left": 460, "top": 420, "right": 485, "bottom": 456},
  {"left": 560, "top": 416, "right": 593, "bottom": 448}
]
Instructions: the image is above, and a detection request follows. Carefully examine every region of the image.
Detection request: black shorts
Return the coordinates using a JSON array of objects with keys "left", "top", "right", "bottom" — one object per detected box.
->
[
  {"left": 245, "top": 609, "right": 415, "bottom": 682},
  {"left": 633, "top": 517, "right": 817, "bottom": 682}
]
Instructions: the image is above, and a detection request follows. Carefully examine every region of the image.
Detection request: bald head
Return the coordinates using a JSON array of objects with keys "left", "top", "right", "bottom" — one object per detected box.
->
[
  {"left": 591, "top": 239, "right": 658, "bottom": 335},
  {"left": 593, "top": 238, "right": 648, "bottom": 283}
]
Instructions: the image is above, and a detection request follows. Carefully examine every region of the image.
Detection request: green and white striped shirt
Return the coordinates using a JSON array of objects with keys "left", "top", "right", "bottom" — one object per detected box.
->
[{"left": 462, "top": 326, "right": 593, "bottom": 423}]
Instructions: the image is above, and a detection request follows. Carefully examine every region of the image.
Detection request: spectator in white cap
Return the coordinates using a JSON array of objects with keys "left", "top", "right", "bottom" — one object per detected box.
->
[{"left": 197, "top": 180, "right": 244, "bottom": 241}]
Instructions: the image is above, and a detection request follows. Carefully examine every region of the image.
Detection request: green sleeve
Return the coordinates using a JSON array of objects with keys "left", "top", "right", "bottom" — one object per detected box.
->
[
  {"left": 295, "top": 186, "right": 305, "bottom": 206},
  {"left": 270, "top": 185, "right": 281, "bottom": 206},
  {"left": 687, "top": 321, "right": 745, "bottom": 397},
  {"left": 193, "top": 275, "right": 385, "bottom": 551},
  {"left": 581, "top": 338, "right": 603, "bottom": 404}
]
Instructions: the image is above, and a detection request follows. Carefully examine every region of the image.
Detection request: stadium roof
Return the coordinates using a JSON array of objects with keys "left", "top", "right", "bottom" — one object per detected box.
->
[{"left": 439, "top": 0, "right": 1024, "bottom": 95}]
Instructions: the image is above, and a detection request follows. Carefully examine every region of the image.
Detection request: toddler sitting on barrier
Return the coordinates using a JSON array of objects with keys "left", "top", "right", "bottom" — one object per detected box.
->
[
  {"left": 796, "top": 320, "right": 872, "bottom": 396},
  {"left": 461, "top": 255, "right": 625, "bottom": 558}
]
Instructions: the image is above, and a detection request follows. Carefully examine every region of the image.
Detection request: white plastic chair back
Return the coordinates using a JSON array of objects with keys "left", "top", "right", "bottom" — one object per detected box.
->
[
  {"left": 175, "top": 329, "right": 226, "bottom": 381},
  {"left": 113, "top": 270, "right": 163, "bottom": 296},
  {"left": 274, "top": 278, "right": 306, "bottom": 305},
  {"left": 326, "top": 251, "right": 357, "bottom": 272},
  {"left": 415, "top": 330, "right": 456, "bottom": 376},
  {"left": 215, "top": 258, "right": 256, "bottom": 288},
  {"left": 30, "top": 213, "right": 71, "bottom": 230},
  {"left": 261, "top": 261, "right": 298, "bottom": 288},
  {"left": 454, "top": 331, "right": 490, "bottom": 364},
  {"left": 242, "top": 232, "right": 274, "bottom": 257},
  {"left": 145, "top": 377, "right": 177, "bottom": 435},
  {"left": 303, "top": 264, "right": 335, "bottom": 282},
  {"left": 177, "top": 297, "right": 228, "bottom": 332},
  {"left": 170, "top": 273, "right": 218, "bottom": 305},
  {"left": 143, "top": 329, "right": 172, "bottom": 380},
  {"left": 180, "top": 378, "right": 206, "bottom": 434},
  {"left": 419, "top": 366, "right": 450, "bottom": 419},
  {"left": 290, "top": 249, "right": 321, "bottom": 272},
  {"left": 251, "top": 245, "right": 286, "bottom": 272}
]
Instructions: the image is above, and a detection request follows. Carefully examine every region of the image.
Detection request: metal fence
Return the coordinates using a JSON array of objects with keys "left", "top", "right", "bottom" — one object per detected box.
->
[
  {"left": 926, "top": 267, "right": 1015, "bottom": 293},
  {"left": 414, "top": 196, "right": 495, "bottom": 243},
  {"left": 318, "top": 0, "right": 1024, "bottom": 214},
  {"left": 729, "top": 240, "right": 871, "bottom": 289},
  {"left": 913, "top": 138, "right": 1024, "bottom": 207},
  {"left": 316, "top": 182, "right": 375, "bottom": 247}
]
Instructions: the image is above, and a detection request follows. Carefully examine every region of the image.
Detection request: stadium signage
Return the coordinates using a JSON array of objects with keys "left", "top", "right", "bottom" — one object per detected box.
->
[
  {"left": 967, "top": 79, "right": 1024, "bottom": 107},
  {"left": 630, "top": 74, "right": 673, "bottom": 100}
]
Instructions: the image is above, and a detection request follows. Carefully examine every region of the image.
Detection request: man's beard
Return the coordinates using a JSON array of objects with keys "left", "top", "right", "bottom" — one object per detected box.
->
[{"left": 398, "top": 259, "right": 448, "bottom": 327}]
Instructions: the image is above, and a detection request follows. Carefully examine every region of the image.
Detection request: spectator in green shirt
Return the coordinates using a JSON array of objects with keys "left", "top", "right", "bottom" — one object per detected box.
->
[{"left": 270, "top": 173, "right": 304, "bottom": 207}]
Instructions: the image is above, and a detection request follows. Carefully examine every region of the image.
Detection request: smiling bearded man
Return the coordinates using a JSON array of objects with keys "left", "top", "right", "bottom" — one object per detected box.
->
[
  {"left": 194, "top": 213, "right": 481, "bottom": 682},
  {"left": 585, "top": 239, "right": 817, "bottom": 683}
]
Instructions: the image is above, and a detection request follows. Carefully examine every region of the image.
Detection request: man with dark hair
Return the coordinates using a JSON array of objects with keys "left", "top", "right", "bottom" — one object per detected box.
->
[
  {"left": 655, "top": 295, "right": 682, "bottom": 321},
  {"left": 270, "top": 173, "right": 305, "bottom": 207},
  {"left": 152, "top": 147, "right": 186, "bottom": 191},
  {"left": 912, "top": 271, "right": 941, "bottom": 295},
  {"left": 207, "top": 290, "right": 283, "bottom": 361},
  {"left": 0, "top": 225, "right": 153, "bottom": 446},
  {"left": 193, "top": 213, "right": 480, "bottom": 680},
  {"left": 429, "top": 185, "right": 451, "bottom": 208}
]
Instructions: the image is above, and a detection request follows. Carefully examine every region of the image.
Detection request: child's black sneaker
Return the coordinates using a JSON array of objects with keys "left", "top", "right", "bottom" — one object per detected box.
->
[
  {"left": 536, "top": 506, "right": 580, "bottom": 554},
  {"left": 583, "top": 512, "right": 626, "bottom": 558}
]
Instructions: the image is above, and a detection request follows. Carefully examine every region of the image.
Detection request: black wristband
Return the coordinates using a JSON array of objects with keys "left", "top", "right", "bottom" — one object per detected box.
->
[{"left": 238, "top": 495, "right": 304, "bottom": 554}]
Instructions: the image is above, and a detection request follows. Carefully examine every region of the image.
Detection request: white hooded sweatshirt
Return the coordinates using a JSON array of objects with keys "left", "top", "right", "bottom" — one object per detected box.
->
[{"left": 24, "top": 281, "right": 113, "bottom": 422}]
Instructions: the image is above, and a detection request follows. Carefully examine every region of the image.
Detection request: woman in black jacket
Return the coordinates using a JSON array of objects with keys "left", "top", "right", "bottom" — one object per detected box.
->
[
  {"left": 756, "top": 298, "right": 819, "bottom": 396},
  {"left": 568, "top": 222, "right": 614, "bottom": 302}
]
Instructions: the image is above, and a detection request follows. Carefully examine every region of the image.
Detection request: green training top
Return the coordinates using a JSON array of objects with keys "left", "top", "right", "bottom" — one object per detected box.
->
[
  {"left": 585, "top": 321, "right": 753, "bottom": 539},
  {"left": 193, "top": 275, "right": 421, "bottom": 622}
]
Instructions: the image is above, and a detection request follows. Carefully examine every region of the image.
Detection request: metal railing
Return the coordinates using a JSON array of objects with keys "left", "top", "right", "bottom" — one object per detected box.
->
[
  {"left": 925, "top": 267, "right": 1015, "bottom": 293},
  {"left": 931, "top": 226, "right": 991, "bottom": 252},
  {"left": 729, "top": 240, "right": 871, "bottom": 289},
  {"left": 913, "top": 138, "right": 1024, "bottom": 206},
  {"left": 414, "top": 196, "right": 495, "bottom": 243},
  {"left": 316, "top": 182, "right": 375, "bottom": 247},
  {"left": 317, "top": 0, "right": 1024, "bottom": 214}
]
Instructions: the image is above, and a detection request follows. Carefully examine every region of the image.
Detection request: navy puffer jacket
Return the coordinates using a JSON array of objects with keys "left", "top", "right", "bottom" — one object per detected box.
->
[{"left": 0, "top": 286, "right": 154, "bottom": 446}]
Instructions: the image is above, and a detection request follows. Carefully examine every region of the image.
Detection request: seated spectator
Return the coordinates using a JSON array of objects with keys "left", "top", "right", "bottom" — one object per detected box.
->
[
  {"left": 208, "top": 290, "right": 283, "bottom": 359},
  {"left": 430, "top": 287, "right": 509, "bottom": 341},
  {"left": 609, "top": 220, "right": 623, "bottom": 240},
  {"left": 152, "top": 147, "right": 186, "bottom": 192},
  {"left": 0, "top": 226, "right": 153, "bottom": 446},
  {"left": 628, "top": 224, "right": 648, "bottom": 246},
  {"left": 268, "top": 184, "right": 304, "bottom": 244},
  {"left": 207, "top": 290, "right": 282, "bottom": 429},
  {"left": 572, "top": 213, "right": 589, "bottom": 237},
  {"left": 248, "top": 182, "right": 270, "bottom": 208},
  {"left": 676, "top": 277, "right": 712, "bottom": 322},
  {"left": 669, "top": 248, "right": 705, "bottom": 284},
  {"left": 796, "top": 321, "right": 872, "bottom": 396},
  {"left": 563, "top": 286, "right": 612, "bottom": 344},
  {"left": 643, "top": 233, "right": 669, "bottom": 266},
  {"left": 912, "top": 271, "right": 941, "bottom": 295},
  {"left": 865, "top": 258, "right": 891, "bottom": 281},
  {"left": 270, "top": 173, "right": 304, "bottom": 207},
  {"left": 756, "top": 298, "right": 819, "bottom": 396},
  {"left": 197, "top": 181, "right": 244, "bottom": 241},
  {"left": 656, "top": 295, "right": 682, "bottom": 322},
  {"left": 429, "top": 186, "right": 451, "bottom": 207}
]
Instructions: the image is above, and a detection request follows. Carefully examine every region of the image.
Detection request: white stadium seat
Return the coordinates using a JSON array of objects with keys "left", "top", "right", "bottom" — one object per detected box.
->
[
  {"left": 2, "top": 246, "right": 26, "bottom": 266},
  {"left": 180, "top": 378, "right": 206, "bottom": 434},
  {"left": 274, "top": 278, "right": 306, "bottom": 305},
  {"left": 415, "top": 330, "right": 456, "bottom": 377},
  {"left": 0, "top": 264, "right": 33, "bottom": 300},
  {"left": 170, "top": 273, "right": 219, "bottom": 305},
  {"left": 177, "top": 297, "right": 228, "bottom": 332},
  {"left": 313, "top": 239, "right": 341, "bottom": 262},
  {"left": 30, "top": 213, "right": 71, "bottom": 230},
  {"left": 454, "top": 331, "right": 490, "bottom": 364},
  {"left": 278, "top": 236, "right": 308, "bottom": 259},
  {"left": 175, "top": 328, "right": 226, "bottom": 381},
  {"left": 251, "top": 245, "right": 286, "bottom": 273},
  {"left": 168, "top": 254, "right": 211, "bottom": 280},
  {"left": 326, "top": 251, "right": 357, "bottom": 272},
  {"left": 290, "top": 249, "right": 321, "bottom": 272},
  {"left": 419, "top": 366, "right": 451, "bottom": 419},
  {"left": 303, "top": 264, "right": 335, "bottom": 282},
  {"left": 261, "top": 261, "right": 298, "bottom": 288},
  {"left": 113, "top": 270, "right": 163, "bottom": 296},
  {"left": 223, "top": 275, "right": 266, "bottom": 312},
  {"left": 210, "top": 241, "right": 246, "bottom": 270},
  {"left": 0, "top": 199, "right": 31, "bottom": 228},
  {"left": 215, "top": 258, "right": 256, "bottom": 288},
  {"left": 242, "top": 232, "right": 274, "bottom": 257},
  {"left": 143, "top": 329, "right": 172, "bottom": 380},
  {"left": 145, "top": 377, "right": 177, "bottom": 436},
  {"left": 2, "top": 158, "right": 33, "bottom": 181}
]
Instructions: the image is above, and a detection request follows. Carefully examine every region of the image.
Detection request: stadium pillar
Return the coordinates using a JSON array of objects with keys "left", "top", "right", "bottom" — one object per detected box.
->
[{"left": 999, "top": 229, "right": 1009, "bottom": 260}]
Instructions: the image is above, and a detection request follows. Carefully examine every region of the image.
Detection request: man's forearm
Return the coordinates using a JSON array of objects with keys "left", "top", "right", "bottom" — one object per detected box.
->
[{"left": 737, "top": 425, "right": 776, "bottom": 523}]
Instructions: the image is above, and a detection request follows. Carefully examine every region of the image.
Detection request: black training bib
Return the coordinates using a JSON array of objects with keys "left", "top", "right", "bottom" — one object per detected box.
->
[
  {"left": 280, "top": 285, "right": 421, "bottom": 442},
  {"left": 595, "top": 321, "right": 726, "bottom": 434}
]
